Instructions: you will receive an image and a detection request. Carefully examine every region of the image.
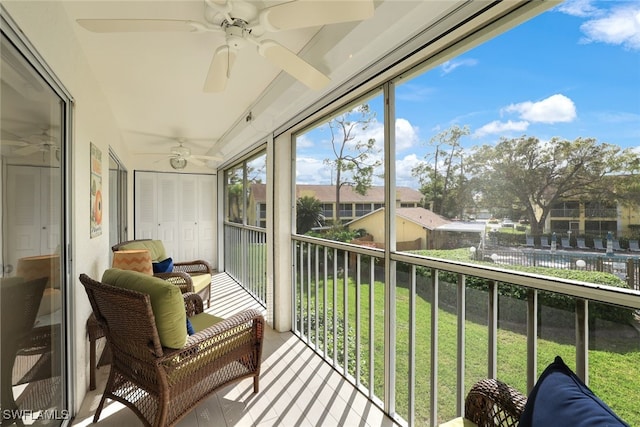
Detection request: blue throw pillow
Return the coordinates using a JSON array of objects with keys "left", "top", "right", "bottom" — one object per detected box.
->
[
  {"left": 186, "top": 318, "right": 195, "bottom": 335},
  {"left": 519, "top": 356, "right": 628, "bottom": 427},
  {"left": 152, "top": 257, "right": 173, "bottom": 274}
]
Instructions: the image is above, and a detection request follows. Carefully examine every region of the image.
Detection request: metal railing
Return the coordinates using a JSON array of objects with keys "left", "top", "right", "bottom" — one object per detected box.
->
[
  {"left": 224, "top": 222, "right": 268, "bottom": 306},
  {"left": 292, "top": 234, "right": 640, "bottom": 426},
  {"left": 585, "top": 208, "right": 617, "bottom": 218},
  {"left": 475, "top": 249, "right": 640, "bottom": 290},
  {"left": 549, "top": 208, "right": 580, "bottom": 217}
]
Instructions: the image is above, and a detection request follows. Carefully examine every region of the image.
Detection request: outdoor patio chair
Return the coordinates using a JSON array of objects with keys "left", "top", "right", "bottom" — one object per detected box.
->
[
  {"left": 1, "top": 276, "right": 48, "bottom": 423},
  {"left": 112, "top": 239, "right": 213, "bottom": 307},
  {"left": 576, "top": 237, "right": 590, "bottom": 250},
  {"left": 525, "top": 236, "right": 535, "bottom": 248},
  {"left": 561, "top": 237, "right": 572, "bottom": 249},
  {"left": 540, "top": 236, "right": 551, "bottom": 249},
  {"left": 464, "top": 378, "right": 527, "bottom": 427},
  {"left": 613, "top": 240, "right": 623, "bottom": 251},
  {"left": 629, "top": 240, "right": 640, "bottom": 252},
  {"left": 593, "top": 239, "right": 606, "bottom": 251},
  {"left": 458, "top": 357, "right": 629, "bottom": 427},
  {"left": 80, "top": 270, "right": 264, "bottom": 427},
  {"left": 86, "top": 270, "right": 194, "bottom": 390}
]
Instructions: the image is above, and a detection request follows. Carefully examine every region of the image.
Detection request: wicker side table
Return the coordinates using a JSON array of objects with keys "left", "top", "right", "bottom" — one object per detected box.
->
[{"left": 86, "top": 313, "right": 111, "bottom": 390}]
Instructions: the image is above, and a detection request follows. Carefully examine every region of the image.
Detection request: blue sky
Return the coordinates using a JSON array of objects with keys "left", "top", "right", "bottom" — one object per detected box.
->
[{"left": 296, "top": 0, "right": 640, "bottom": 188}]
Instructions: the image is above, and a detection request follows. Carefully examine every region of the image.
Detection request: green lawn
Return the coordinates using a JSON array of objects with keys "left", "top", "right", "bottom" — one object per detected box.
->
[{"left": 296, "top": 270, "right": 640, "bottom": 425}]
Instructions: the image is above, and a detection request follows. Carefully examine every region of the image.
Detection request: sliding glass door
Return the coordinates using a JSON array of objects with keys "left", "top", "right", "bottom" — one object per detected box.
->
[{"left": 1, "top": 13, "right": 70, "bottom": 425}]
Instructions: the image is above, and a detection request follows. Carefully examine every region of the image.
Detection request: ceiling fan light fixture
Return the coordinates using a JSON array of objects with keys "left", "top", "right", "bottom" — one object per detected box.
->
[
  {"left": 170, "top": 156, "right": 187, "bottom": 170},
  {"left": 171, "top": 144, "right": 191, "bottom": 157}
]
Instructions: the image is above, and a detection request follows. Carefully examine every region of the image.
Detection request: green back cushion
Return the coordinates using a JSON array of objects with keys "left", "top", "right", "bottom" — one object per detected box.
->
[
  {"left": 119, "top": 240, "right": 167, "bottom": 262},
  {"left": 102, "top": 268, "right": 186, "bottom": 349}
]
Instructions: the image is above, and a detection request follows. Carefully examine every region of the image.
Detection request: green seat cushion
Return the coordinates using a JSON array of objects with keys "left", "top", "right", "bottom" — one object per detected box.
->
[
  {"left": 189, "top": 312, "right": 223, "bottom": 333},
  {"left": 439, "top": 417, "right": 477, "bottom": 427},
  {"left": 102, "top": 268, "right": 186, "bottom": 349},
  {"left": 118, "top": 240, "right": 168, "bottom": 263},
  {"left": 190, "top": 273, "right": 212, "bottom": 294}
]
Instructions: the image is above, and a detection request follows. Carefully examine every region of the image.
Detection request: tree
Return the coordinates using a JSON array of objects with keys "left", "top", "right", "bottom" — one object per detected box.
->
[
  {"left": 296, "top": 196, "right": 324, "bottom": 234},
  {"left": 411, "top": 125, "right": 470, "bottom": 218},
  {"left": 323, "top": 104, "right": 381, "bottom": 224},
  {"left": 468, "top": 136, "right": 636, "bottom": 235}
]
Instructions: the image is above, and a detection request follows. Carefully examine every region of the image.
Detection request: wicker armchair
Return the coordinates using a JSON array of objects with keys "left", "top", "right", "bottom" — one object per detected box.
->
[
  {"left": 465, "top": 378, "right": 528, "bottom": 427},
  {"left": 79, "top": 273, "right": 264, "bottom": 427},
  {"left": 87, "top": 271, "right": 196, "bottom": 390},
  {"left": 1, "top": 276, "right": 48, "bottom": 421},
  {"left": 112, "top": 239, "right": 213, "bottom": 306}
]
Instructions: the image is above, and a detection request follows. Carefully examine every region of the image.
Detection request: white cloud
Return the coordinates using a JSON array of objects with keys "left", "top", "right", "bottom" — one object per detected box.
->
[
  {"left": 557, "top": 0, "right": 602, "bottom": 18},
  {"left": 473, "top": 120, "right": 530, "bottom": 138},
  {"left": 502, "top": 94, "right": 577, "bottom": 124},
  {"left": 359, "top": 118, "right": 384, "bottom": 152},
  {"left": 395, "top": 118, "right": 420, "bottom": 151},
  {"left": 440, "top": 58, "right": 478, "bottom": 74},
  {"left": 295, "top": 156, "right": 332, "bottom": 185},
  {"left": 580, "top": 5, "right": 640, "bottom": 50},
  {"left": 396, "top": 154, "right": 422, "bottom": 189},
  {"left": 295, "top": 133, "right": 315, "bottom": 149}
]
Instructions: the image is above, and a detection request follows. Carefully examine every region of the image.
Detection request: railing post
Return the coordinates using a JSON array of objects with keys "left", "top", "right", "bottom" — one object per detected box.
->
[
  {"left": 369, "top": 257, "right": 375, "bottom": 398},
  {"left": 343, "top": 249, "right": 349, "bottom": 377},
  {"left": 488, "top": 280, "right": 498, "bottom": 379},
  {"left": 430, "top": 268, "right": 439, "bottom": 426},
  {"left": 333, "top": 248, "right": 338, "bottom": 364},
  {"left": 409, "top": 265, "right": 416, "bottom": 427},
  {"left": 527, "top": 289, "right": 538, "bottom": 392},
  {"left": 356, "top": 253, "right": 362, "bottom": 387},
  {"left": 575, "top": 299, "right": 589, "bottom": 384},
  {"left": 456, "top": 274, "right": 466, "bottom": 417}
]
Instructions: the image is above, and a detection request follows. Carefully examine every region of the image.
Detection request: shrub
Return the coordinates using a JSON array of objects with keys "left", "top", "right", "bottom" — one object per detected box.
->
[{"left": 406, "top": 250, "right": 633, "bottom": 325}]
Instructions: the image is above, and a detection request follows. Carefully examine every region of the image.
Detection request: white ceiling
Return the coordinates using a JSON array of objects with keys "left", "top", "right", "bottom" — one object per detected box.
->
[
  {"left": 60, "top": 0, "right": 471, "bottom": 167},
  {"left": 4, "top": 1, "right": 541, "bottom": 170}
]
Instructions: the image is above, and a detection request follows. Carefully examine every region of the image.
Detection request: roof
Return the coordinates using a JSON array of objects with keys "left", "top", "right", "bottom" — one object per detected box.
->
[
  {"left": 250, "top": 183, "right": 423, "bottom": 204},
  {"left": 348, "top": 207, "right": 450, "bottom": 230},
  {"left": 396, "top": 207, "right": 451, "bottom": 230},
  {"left": 436, "top": 222, "right": 487, "bottom": 233}
]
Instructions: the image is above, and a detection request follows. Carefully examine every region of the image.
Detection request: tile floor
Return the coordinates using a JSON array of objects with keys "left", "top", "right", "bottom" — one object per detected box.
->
[{"left": 72, "top": 273, "right": 398, "bottom": 427}]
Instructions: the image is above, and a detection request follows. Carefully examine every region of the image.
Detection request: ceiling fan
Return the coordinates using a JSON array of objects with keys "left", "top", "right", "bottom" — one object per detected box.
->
[
  {"left": 143, "top": 138, "right": 223, "bottom": 169},
  {"left": 76, "top": 0, "right": 374, "bottom": 92},
  {"left": 2, "top": 128, "right": 60, "bottom": 159}
]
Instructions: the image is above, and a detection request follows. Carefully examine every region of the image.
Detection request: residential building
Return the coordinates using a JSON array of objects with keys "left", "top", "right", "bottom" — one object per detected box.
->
[
  {"left": 547, "top": 200, "right": 640, "bottom": 238},
  {"left": 347, "top": 207, "right": 450, "bottom": 250},
  {"left": 249, "top": 183, "right": 423, "bottom": 227}
]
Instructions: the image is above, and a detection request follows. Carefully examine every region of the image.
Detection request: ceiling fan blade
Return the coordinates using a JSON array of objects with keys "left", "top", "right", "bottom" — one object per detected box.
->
[
  {"left": 76, "top": 19, "right": 200, "bottom": 33},
  {"left": 260, "top": 0, "right": 374, "bottom": 31},
  {"left": 204, "top": 45, "right": 237, "bottom": 92},
  {"left": 258, "top": 40, "right": 329, "bottom": 90},
  {"left": 191, "top": 154, "right": 224, "bottom": 162},
  {"left": 188, "top": 157, "right": 206, "bottom": 167},
  {"left": 12, "top": 144, "right": 41, "bottom": 157},
  {"left": 2, "top": 139, "right": 28, "bottom": 146}
]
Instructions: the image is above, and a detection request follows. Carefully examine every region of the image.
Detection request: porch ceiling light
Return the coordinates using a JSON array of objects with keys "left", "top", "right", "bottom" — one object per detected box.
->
[{"left": 170, "top": 156, "right": 187, "bottom": 170}]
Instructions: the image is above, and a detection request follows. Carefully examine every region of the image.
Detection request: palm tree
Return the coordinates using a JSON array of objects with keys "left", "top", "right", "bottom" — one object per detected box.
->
[{"left": 296, "top": 196, "right": 324, "bottom": 234}]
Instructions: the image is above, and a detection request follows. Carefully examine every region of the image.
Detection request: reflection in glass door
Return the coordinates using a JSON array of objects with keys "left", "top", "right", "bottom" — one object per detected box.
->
[
  {"left": 109, "top": 150, "right": 127, "bottom": 263},
  {"left": 1, "top": 15, "right": 69, "bottom": 425}
]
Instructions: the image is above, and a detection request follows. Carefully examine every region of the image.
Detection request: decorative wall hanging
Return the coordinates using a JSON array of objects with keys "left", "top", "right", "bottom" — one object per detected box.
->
[{"left": 90, "top": 142, "right": 103, "bottom": 238}]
